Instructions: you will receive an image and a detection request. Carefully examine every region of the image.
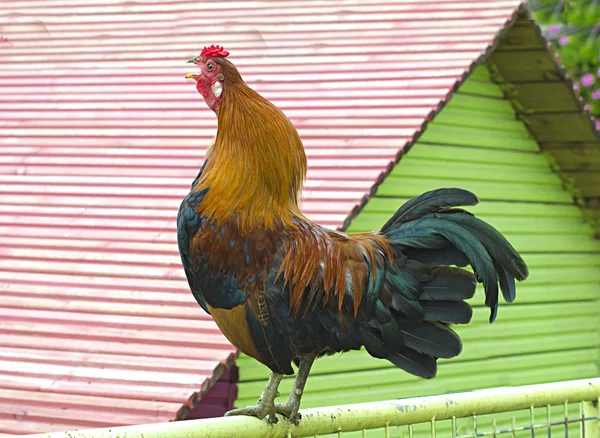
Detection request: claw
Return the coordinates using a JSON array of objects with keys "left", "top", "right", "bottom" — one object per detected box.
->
[
  {"left": 225, "top": 403, "right": 278, "bottom": 423},
  {"left": 274, "top": 401, "right": 301, "bottom": 425}
]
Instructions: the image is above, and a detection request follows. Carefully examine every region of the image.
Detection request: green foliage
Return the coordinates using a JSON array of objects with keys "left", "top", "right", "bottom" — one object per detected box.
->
[{"left": 530, "top": 0, "right": 600, "bottom": 121}]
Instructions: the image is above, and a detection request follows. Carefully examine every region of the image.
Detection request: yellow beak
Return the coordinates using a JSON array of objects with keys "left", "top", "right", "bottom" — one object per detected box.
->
[{"left": 185, "top": 73, "right": 202, "bottom": 81}]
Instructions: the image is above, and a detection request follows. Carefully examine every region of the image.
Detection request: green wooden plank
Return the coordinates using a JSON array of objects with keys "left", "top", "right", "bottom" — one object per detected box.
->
[
  {"left": 468, "top": 283, "right": 600, "bottom": 305},
  {"left": 375, "top": 177, "right": 573, "bottom": 204},
  {"left": 448, "top": 216, "right": 583, "bottom": 235},
  {"left": 520, "top": 253, "right": 600, "bottom": 267},
  {"left": 468, "top": 65, "right": 492, "bottom": 81},
  {"left": 582, "top": 207, "right": 600, "bottom": 236},
  {"left": 456, "top": 78, "right": 506, "bottom": 98},
  {"left": 459, "top": 331, "right": 598, "bottom": 361},
  {"left": 391, "top": 157, "right": 563, "bottom": 186},
  {"left": 348, "top": 213, "right": 593, "bottom": 236},
  {"left": 419, "top": 124, "right": 540, "bottom": 151},
  {"left": 347, "top": 207, "right": 586, "bottom": 230},
  {"left": 488, "top": 266, "right": 600, "bottom": 286},
  {"left": 407, "top": 143, "right": 550, "bottom": 169},
  {"left": 448, "top": 93, "right": 516, "bottom": 115},
  {"left": 354, "top": 198, "right": 581, "bottom": 217},
  {"left": 470, "top": 301, "right": 597, "bottom": 323},
  {"left": 458, "top": 315, "right": 599, "bottom": 341},
  {"left": 433, "top": 110, "right": 530, "bottom": 135},
  {"left": 450, "top": 269, "right": 599, "bottom": 292},
  {"left": 505, "top": 235, "right": 600, "bottom": 253}
]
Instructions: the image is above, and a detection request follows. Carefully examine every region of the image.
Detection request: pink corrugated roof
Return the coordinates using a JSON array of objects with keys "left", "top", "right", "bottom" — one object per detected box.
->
[{"left": 0, "top": 0, "right": 522, "bottom": 434}]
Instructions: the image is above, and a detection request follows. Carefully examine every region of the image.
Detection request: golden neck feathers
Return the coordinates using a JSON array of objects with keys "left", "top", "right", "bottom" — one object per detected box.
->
[{"left": 195, "top": 70, "right": 308, "bottom": 234}]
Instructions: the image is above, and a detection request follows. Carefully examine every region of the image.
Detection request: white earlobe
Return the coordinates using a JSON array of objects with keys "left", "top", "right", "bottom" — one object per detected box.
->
[{"left": 212, "top": 82, "right": 223, "bottom": 99}]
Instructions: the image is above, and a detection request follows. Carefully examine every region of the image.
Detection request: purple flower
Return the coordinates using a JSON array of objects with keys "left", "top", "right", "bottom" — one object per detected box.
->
[
  {"left": 584, "top": 104, "right": 592, "bottom": 112},
  {"left": 592, "top": 89, "right": 600, "bottom": 100},
  {"left": 597, "top": 67, "right": 600, "bottom": 77},
  {"left": 581, "top": 73, "right": 595, "bottom": 87},
  {"left": 596, "top": 120, "right": 600, "bottom": 131},
  {"left": 548, "top": 25, "right": 561, "bottom": 36},
  {"left": 558, "top": 35, "right": 570, "bottom": 46}
]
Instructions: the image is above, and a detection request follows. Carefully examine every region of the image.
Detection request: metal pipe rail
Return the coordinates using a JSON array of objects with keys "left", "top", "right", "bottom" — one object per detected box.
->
[{"left": 25, "top": 378, "right": 600, "bottom": 438}]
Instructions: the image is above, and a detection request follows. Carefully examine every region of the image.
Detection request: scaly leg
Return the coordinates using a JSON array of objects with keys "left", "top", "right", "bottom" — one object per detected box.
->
[
  {"left": 225, "top": 371, "right": 283, "bottom": 423},
  {"left": 275, "top": 355, "right": 316, "bottom": 425}
]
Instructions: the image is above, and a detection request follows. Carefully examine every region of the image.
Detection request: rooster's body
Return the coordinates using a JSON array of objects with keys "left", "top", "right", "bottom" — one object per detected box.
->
[{"left": 179, "top": 45, "right": 529, "bottom": 424}]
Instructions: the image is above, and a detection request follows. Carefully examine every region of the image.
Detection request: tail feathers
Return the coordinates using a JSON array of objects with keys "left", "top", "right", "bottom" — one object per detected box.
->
[
  {"left": 397, "top": 216, "right": 500, "bottom": 317},
  {"left": 421, "top": 300, "right": 473, "bottom": 324},
  {"left": 399, "top": 321, "right": 462, "bottom": 359},
  {"left": 362, "top": 295, "right": 464, "bottom": 377},
  {"left": 338, "top": 189, "right": 528, "bottom": 379},
  {"left": 381, "top": 188, "right": 529, "bottom": 323},
  {"left": 387, "top": 269, "right": 425, "bottom": 319},
  {"left": 381, "top": 188, "right": 479, "bottom": 232},
  {"left": 438, "top": 212, "right": 528, "bottom": 301},
  {"left": 407, "top": 247, "right": 470, "bottom": 268},
  {"left": 420, "top": 267, "right": 476, "bottom": 301},
  {"left": 359, "top": 325, "right": 392, "bottom": 359},
  {"left": 360, "top": 325, "right": 439, "bottom": 378},
  {"left": 385, "top": 258, "right": 432, "bottom": 320},
  {"left": 387, "top": 349, "right": 437, "bottom": 379},
  {"left": 499, "top": 270, "right": 517, "bottom": 304}
]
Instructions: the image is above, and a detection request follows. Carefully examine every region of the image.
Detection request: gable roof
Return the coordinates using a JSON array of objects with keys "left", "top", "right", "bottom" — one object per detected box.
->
[
  {"left": 342, "top": 4, "right": 600, "bottom": 231},
  {"left": 0, "top": 0, "right": 586, "bottom": 434}
]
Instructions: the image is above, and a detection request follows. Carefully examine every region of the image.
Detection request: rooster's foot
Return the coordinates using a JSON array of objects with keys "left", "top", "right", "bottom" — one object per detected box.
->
[
  {"left": 274, "top": 354, "right": 316, "bottom": 425},
  {"left": 225, "top": 371, "right": 283, "bottom": 423}
]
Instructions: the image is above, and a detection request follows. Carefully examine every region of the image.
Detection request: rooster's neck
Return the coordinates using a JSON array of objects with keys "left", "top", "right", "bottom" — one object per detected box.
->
[{"left": 194, "top": 81, "right": 308, "bottom": 234}]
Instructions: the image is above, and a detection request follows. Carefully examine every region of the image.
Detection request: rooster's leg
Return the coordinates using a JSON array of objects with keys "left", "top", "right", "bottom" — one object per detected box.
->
[
  {"left": 275, "top": 355, "right": 316, "bottom": 425},
  {"left": 225, "top": 371, "right": 283, "bottom": 423}
]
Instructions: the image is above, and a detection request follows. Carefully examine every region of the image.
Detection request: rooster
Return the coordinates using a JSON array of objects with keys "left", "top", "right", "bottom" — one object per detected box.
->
[{"left": 179, "top": 45, "right": 529, "bottom": 425}]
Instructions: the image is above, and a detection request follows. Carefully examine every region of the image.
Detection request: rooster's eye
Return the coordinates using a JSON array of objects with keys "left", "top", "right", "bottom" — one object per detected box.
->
[{"left": 207, "top": 62, "right": 215, "bottom": 72}]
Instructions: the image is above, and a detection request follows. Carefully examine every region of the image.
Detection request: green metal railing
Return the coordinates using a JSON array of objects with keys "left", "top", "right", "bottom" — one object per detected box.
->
[{"left": 26, "top": 378, "right": 600, "bottom": 438}]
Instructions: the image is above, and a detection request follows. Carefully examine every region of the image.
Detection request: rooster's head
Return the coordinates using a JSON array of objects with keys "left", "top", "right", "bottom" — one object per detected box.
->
[{"left": 185, "top": 45, "right": 235, "bottom": 114}]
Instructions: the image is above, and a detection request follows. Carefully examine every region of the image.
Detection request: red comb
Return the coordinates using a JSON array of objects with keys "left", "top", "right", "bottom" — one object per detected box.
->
[{"left": 201, "top": 45, "right": 229, "bottom": 58}]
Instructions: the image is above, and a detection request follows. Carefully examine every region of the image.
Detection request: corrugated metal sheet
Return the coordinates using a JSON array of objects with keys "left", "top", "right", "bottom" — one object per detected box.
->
[{"left": 0, "top": 0, "right": 523, "bottom": 434}]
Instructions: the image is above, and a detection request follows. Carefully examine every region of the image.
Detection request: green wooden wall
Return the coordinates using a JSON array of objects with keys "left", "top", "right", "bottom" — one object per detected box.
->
[{"left": 234, "top": 65, "right": 600, "bottom": 427}]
